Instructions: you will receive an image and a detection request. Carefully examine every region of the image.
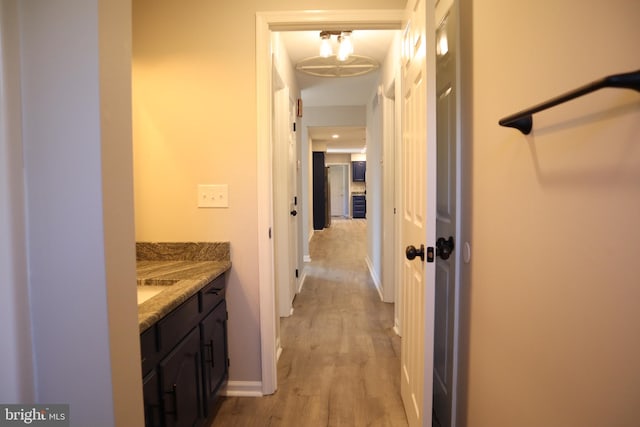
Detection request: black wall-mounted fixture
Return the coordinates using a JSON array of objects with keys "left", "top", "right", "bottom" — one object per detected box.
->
[{"left": 499, "top": 69, "right": 640, "bottom": 135}]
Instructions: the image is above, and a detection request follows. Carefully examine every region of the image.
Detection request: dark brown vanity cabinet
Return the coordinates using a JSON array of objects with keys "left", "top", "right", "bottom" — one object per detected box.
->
[
  {"left": 142, "top": 370, "right": 161, "bottom": 427},
  {"left": 200, "top": 300, "right": 228, "bottom": 414},
  {"left": 159, "top": 328, "right": 203, "bottom": 427},
  {"left": 141, "top": 274, "right": 228, "bottom": 427}
]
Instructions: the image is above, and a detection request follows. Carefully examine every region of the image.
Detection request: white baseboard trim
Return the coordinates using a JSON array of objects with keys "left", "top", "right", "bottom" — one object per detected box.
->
[
  {"left": 222, "top": 381, "right": 264, "bottom": 397},
  {"left": 303, "top": 254, "right": 311, "bottom": 263},
  {"left": 365, "top": 256, "right": 383, "bottom": 301},
  {"left": 276, "top": 335, "right": 283, "bottom": 361},
  {"left": 298, "top": 268, "right": 308, "bottom": 293}
]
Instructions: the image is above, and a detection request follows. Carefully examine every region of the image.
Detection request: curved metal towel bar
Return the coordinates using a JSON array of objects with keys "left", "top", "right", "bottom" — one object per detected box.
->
[{"left": 499, "top": 69, "right": 640, "bottom": 135}]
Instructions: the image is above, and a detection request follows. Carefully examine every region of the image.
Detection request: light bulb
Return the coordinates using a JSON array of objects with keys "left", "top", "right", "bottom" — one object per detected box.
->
[
  {"left": 319, "top": 34, "right": 332, "bottom": 58},
  {"left": 337, "top": 32, "right": 353, "bottom": 61}
]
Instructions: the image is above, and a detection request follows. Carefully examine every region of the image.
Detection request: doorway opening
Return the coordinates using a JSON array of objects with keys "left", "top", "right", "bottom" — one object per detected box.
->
[
  {"left": 256, "top": 5, "right": 471, "bottom": 426},
  {"left": 256, "top": 10, "right": 405, "bottom": 397}
]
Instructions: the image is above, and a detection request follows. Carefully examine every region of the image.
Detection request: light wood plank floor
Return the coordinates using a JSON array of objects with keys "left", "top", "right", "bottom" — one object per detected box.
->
[{"left": 210, "top": 219, "right": 408, "bottom": 427}]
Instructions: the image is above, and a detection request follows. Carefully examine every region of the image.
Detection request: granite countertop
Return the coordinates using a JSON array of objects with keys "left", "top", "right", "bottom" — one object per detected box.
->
[{"left": 136, "top": 242, "right": 231, "bottom": 333}]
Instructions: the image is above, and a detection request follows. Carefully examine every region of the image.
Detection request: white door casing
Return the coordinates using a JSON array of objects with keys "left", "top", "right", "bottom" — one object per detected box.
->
[
  {"left": 257, "top": 9, "right": 406, "bottom": 396},
  {"left": 400, "top": 0, "right": 437, "bottom": 425}
]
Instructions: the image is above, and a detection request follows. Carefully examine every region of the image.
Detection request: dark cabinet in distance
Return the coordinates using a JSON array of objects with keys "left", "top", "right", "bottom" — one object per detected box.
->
[
  {"left": 313, "top": 151, "right": 328, "bottom": 230},
  {"left": 352, "top": 194, "right": 366, "bottom": 218},
  {"left": 352, "top": 161, "right": 366, "bottom": 182}
]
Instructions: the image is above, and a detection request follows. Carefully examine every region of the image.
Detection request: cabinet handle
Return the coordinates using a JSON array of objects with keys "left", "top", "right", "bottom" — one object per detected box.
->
[
  {"left": 206, "top": 288, "right": 222, "bottom": 296},
  {"left": 145, "top": 401, "right": 161, "bottom": 427},
  {"left": 165, "top": 383, "right": 178, "bottom": 421},
  {"left": 203, "top": 340, "right": 215, "bottom": 367}
]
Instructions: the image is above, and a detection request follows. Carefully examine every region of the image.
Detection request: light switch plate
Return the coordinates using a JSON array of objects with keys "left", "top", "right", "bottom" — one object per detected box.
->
[{"left": 198, "top": 184, "right": 228, "bottom": 208}]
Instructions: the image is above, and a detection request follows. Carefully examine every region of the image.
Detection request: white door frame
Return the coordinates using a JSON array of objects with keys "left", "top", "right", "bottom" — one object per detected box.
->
[{"left": 256, "top": 9, "right": 405, "bottom": 396}]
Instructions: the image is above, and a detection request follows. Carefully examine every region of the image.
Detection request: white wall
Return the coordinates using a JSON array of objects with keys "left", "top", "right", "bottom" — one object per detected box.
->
[
  {"left": 373, "top": 30, "right": 401, "bottom": 303},
  {"left": 18, "top": 0, "right": 142, "bottom": 425},
  {"left": 0, "top": 0, "right": 34, "bottom": 404},
  {"left": 464, "top": 0, "right": 640, "bottom": 425},
  {"left": 365, "top": 89, "right": 383, "bottom": 289}
]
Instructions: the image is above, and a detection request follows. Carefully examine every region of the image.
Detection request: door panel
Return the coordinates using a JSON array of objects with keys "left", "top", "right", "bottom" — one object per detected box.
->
[
  {"left": 274, "top": 81, "right": 296, "bottom": 318},
  {"left": 288, "top": 97, "right": 299, "bottom": 301},
  {"left": 433, "top": 262, "right": 451, "bottom": 388},
  {"left": 400, "top": 0, "right": 434, "bottom": 425},
  {"left": 328, "top": 165, "right": 346, "bottom": 217},
  {"left": 433, "top": 4, "right": 458, "bottom": 427}
]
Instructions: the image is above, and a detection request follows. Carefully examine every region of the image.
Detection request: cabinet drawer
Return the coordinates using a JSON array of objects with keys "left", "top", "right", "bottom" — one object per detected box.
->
[
  {"left": 140, "top": 326, "right": 158, "bottom": 376},
  {"left": 200, "top": 276, "right": 225, "bottom": 313},
  {"left": 157, "top": 295, "right": 199, "bottom": 353}
]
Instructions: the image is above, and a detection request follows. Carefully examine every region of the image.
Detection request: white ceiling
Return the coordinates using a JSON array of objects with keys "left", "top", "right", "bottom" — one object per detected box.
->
[{"left": 279, "top": 29, "right": 398, "bottom": 153}]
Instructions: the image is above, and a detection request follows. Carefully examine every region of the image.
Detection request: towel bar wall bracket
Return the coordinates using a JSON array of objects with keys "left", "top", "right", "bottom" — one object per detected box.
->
[{"left": 499, "top": 70, "right": 640, "bottom": 135}]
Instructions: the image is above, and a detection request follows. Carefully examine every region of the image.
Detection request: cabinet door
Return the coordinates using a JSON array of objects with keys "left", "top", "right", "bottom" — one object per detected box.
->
[
  {"left": 159, "top": 327, "right": 203, "bottom": 427},
  {"left": 352, "top": 161, "right": 366, "bottom": 182},
  {"left": 352, "top": 195, "right": 366, "bottom": 218},
  {"left": 143, "top": 370, "right": 161, "bottom": 427},
  {"left": 312, "top": 151, "right": 326, "bottom": 230},
  {"left": 201, "top": 301, "right": 228, "bottom": 411}
]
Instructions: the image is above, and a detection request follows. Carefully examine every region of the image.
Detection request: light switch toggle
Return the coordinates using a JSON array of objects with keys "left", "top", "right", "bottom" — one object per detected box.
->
[{"left": 198, "top": 184, "right": 229, "bottom": 208}]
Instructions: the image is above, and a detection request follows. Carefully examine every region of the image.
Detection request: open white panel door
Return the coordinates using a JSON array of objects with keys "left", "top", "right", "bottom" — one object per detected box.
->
[
  {"left": 287, "top": 96, "right": 299, "bottom": 306},
  {"left": 433, "top": 2, "right": 460, "bottom": 426},
  {"left": 273, "top": 69, "right": 294, "bottom": 318},
  {"left": 400, "top": 0, "right": 437, "bottom": 425}
]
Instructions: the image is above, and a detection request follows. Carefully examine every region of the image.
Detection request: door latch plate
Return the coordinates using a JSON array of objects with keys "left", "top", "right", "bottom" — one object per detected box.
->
[{"left": 426, "top": 246, "right": 435, "bottom": 263}]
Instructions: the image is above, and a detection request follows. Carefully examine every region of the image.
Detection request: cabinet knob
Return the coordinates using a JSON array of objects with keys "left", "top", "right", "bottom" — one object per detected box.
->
[{"left": 165, "top": 384, "right": 178, "bottom": 421}]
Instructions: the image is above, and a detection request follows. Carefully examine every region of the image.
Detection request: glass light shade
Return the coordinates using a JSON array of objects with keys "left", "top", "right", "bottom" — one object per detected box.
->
[
  {"left": 337, "top": 32, "right": 353, "bottom": 61},
  {"left": 319, "top": 36, "right": 333, "bottom": 58}
]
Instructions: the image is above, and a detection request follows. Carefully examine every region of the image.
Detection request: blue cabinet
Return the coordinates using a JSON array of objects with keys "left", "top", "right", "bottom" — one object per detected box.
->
[
  {"left": 352, "top": 161, "right": 366, "bottom": 182},
  {"left": 352, "top": 194, "right": 366, "bottom": 218}
]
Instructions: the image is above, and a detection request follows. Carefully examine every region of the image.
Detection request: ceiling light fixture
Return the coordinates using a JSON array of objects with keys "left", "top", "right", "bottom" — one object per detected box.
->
[
  {"left": 337, "top": 31, "right": 353, "bottom": 61},
  {"left": 319, "top": 30, "right": 354, "bottom": 62},
  {"left": 319, "top": 32, "right": 333, "bottom": 58}
]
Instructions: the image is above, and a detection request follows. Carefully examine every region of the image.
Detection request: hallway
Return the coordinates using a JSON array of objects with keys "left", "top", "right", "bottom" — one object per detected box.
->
[{"left": 210, "top": 219, "right": 408, "bottom": 426}]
